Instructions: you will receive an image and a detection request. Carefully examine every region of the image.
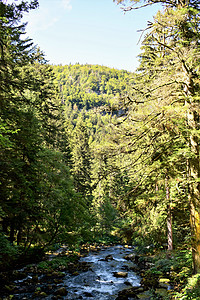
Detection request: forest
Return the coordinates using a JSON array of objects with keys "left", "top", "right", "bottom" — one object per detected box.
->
[{"left": 1, "top": 0, "right": 200, "bottom": 299}]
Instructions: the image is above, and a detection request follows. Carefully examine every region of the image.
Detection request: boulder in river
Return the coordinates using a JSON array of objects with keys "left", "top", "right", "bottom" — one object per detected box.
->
[
  {"left": 124, "top": 253, "right": 139, "bottom": 264},
  {"left": 54, "top": 286, "right": 68, "bottom": 296},
  {"left": 83, "top": 291, "right": 94, "bottom": 297},
  {"left": 105, "top": 254, "right": 114, "bottom": 261},
  {"left": 113, "top": 271, "right": 128, "bottom": 278}
]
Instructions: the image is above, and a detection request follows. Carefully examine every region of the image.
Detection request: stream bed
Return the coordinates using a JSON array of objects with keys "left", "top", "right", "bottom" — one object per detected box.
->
[
  {"left": 2, "top": 245, "right": 141, "bottom": 299},
  {"left": 64, "top": 245, "right": 140, "bottom": 299}
]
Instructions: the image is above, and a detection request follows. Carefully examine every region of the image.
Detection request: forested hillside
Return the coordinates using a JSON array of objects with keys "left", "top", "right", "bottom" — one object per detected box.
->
[
  {"left": 52, "top": 64, "right": 132, "bottom": 109},
  {"left": 1, "top": 0, "right": 200, "bottom": 299}
]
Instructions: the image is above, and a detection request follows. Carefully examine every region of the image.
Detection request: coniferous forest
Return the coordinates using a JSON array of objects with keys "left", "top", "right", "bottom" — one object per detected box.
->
[{"left": 1, "top": 0, "right": 200, "bottom": 299}]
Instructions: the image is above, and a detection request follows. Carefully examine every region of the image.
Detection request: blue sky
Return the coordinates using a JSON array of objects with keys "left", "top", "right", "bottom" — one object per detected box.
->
[{"left": 8, "top": 0, "right": 160, "bottom": 71}]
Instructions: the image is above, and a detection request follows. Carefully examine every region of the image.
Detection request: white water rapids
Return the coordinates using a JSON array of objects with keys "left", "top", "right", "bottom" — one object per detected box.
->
[{"left": 63, "top": 245, "right": 141, "bottom": 299}]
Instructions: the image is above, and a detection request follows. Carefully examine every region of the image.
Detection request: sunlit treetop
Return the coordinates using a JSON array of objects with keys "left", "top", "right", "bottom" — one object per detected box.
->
[{"left": 113, "top": 0, "right": 200, "bottom": 10}]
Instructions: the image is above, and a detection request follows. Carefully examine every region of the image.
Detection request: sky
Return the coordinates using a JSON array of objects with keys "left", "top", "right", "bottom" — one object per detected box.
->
[{"left": 6, "top": 0, "right": 161, "bottom": 72}]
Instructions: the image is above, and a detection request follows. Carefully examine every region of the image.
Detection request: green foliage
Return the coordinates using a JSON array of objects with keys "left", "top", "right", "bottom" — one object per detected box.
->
[
  {"left": 37, "top": 255, "right": 78, "bottom": 271},
  {"left": 0, "top": 1, "right": 92, "bottom": 260},
  {"left": 101, "top": 1, "right": 198, "bottom": 264},
  {"left": 0, "top": 233, "right": 19, "bottom": 268},
  {"left": 138, "top": 249, "right": 199, "bottom": 299},
  {"left": 150, "top": 249, "right": 193, "bottom": 284},
  {"left": 94, "top": 196, "right": 119, "bottom": 235},
  {"left": 173, "top": 274, "right": 200, "bottom": 300},
  {"left": 52, "top": 64, "right": 132, "bottom": 110}
]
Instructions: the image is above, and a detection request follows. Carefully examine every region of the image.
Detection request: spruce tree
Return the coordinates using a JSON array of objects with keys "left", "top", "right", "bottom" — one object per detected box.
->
[{"left": 71, "top": 118, "right": 92, "bottom": 203}]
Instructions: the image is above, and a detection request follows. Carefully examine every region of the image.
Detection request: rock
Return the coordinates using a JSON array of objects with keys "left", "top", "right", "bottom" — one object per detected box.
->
[
  {"left": 58, "top": 265, "right": 67, "bottom": 271},
  {"left": 113, "top": 271, "right": 128, "bottom": 278},
  {"left": 54, "top": 286, "right": 68, "bottom": 296},
  {"left": 18, "top": 285, "right": 35, "bottom": 294},
  {"left": 39, "top": 291, "right": 48, "bottom": 297},
  {"left": 27, "top": 265, "right": 38, "bottom": 273},
  {"left": 116, "top": 287, "right": 142, "bottom": 299},
  {"left": 68, "top": 261, "right": 90, "bottom": 273},
  {"left": 83, "top": 291, "right": 94, "bottom": 297},
  {"left": 159, "top": 278, "right": 170, "bottom": 289},
  {"left": 34, "top": 289, "right": 47, "bottom": 297},
  {"left": 47, "top": 271, "right": 65, "bottom": 278},
  {"left": 124, "top": 281, "right": 132, "bottom": 286},
  {"left": 145, "top": 262, "right": 155, "bottom": 268},
  {"left": 53, "top": 278, "right": 64, "bottom": 284},
  {"left": 136, "top": 289, "right": 152, "bottom": 299},
  {"left": 130, "top": 265, "right": 140, "bottom": 273},
  {"left": 72, "top": 271, "right": 79, "bottom": 276},
  {"left": 137, "top": 256, "right": 154, "bottom": 270},
  {"left": 105, "top": 254, "right": 114, "bottom": 261},
  {"left": 121, "top": 265, "right": 129, "bottom": 271},
  {"left": 44, "top": 284, "right": 54, "bottom": 294},
  {"left": 124, "top": 253, "right": 139, "bottom": 264}
]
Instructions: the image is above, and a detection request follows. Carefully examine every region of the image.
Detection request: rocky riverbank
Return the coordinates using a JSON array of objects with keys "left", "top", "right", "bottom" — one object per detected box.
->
[{"left": 116, "top": 251, "right": 172, "bottom": 299}]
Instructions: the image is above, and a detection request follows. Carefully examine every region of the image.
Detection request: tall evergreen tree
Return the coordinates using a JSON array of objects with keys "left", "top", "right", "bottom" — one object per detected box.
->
[
  {"left": 0, "top": 0, "right": 40, "bottom": 244},
  {"left": 71, "top": 118, "right": 92, "bottom": 203}
]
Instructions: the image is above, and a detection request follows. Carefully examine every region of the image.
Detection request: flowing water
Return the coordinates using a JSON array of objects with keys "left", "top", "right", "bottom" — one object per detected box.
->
[
  {"left": 64, "top": 245, "right": 140, "bottom": 299},
  {"left": 4, "top": 245, "right": 141, "bottom": 299}
]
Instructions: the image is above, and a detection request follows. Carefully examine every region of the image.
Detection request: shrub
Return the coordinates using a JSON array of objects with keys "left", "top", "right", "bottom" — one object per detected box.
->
[{"left": 0, "top": 233, "right": 19, "bottom": 269}]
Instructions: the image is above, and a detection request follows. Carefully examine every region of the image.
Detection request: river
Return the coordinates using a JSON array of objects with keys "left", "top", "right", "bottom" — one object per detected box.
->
[{"left": 4, "top": 245, "right": 141, "bottom": 299}]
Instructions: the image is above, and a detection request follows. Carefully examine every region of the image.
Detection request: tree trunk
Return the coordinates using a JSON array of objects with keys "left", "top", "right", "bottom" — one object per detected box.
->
[
  {"left": 2, "top": 218, "right": 8, "bottom": 234},
  {"left": 17, "top": 226, "right": 22, "bottom": 245},
  {"left": 165, "top": 175, "right": 173, "bottom": 251},
  {"left": 190, "top": 199, "right": 200, "bottom": 274},
  {"left": 167, "top": 204, "right": 173, "bottom": 251},
  {"left": 185, "top": 73, "right": 200, "bottom": 273},
  {"left": 188, "top": 115, "right": 200, "bottom": 273},
  {"left": 9, "top": 220, "right": 15, "bottom": 244}
]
